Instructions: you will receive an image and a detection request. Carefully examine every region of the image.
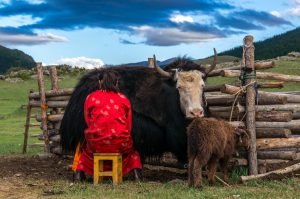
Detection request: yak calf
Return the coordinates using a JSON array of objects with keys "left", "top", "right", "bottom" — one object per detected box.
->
[{"left": 187, "top": 117, "right": 249, "bottom": 188}]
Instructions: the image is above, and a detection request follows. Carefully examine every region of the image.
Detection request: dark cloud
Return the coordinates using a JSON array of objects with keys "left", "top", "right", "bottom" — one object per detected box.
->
[{"left": 0, "top": 0, "right": 293, "bottom": 46}]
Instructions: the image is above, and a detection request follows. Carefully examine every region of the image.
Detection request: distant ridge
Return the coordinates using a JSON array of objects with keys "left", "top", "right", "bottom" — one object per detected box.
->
[
  {"left": 220, "top": 27, "right": 300, "bottom": 60},
  {"left": 0, "top": 45, "right": 35, "bottom": 74},
  {"left": 124, "top": 57, "right": 177, "bottom": 68}
]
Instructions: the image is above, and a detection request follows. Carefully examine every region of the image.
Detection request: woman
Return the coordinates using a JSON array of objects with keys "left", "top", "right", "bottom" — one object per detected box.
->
[{"left": 72, "top": 70, "right": 142, "bottom": 181}]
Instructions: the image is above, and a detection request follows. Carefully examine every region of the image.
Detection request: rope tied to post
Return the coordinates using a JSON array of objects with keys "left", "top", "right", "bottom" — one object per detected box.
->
[
  {"left": 40, "top": 103, "right": 48, "bottom": 111},
  {"left": 229, "top": 81, "right": 257, "bottom": 122}
]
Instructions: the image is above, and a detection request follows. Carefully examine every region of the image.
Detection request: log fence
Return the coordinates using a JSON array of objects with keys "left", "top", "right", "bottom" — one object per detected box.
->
[{"left": 23, "top": 35, "right": 300, "bottom": 177}]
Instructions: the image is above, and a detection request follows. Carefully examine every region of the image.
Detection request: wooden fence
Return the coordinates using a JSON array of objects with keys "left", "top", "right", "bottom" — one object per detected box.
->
[{"left": 23, "top": 35, "right": 300, "bottom": 176}]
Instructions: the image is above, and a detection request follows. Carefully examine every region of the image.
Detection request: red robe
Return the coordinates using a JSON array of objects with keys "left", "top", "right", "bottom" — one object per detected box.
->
[{"left": 74, "top": 90, "right": 142, "bottom": 176}]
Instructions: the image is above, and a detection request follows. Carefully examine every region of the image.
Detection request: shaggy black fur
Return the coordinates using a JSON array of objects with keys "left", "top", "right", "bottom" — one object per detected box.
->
[{"left": 60, "top": 58, "right": 206, "bottom": 163}]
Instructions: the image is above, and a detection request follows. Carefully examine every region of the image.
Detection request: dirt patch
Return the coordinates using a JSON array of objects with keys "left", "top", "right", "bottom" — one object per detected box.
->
[
  {"left": 0, "top": 155, "right": 187, "bottom": 198},
  {"left": 0, "top": 155, "right": 72, "bottom": 181}
]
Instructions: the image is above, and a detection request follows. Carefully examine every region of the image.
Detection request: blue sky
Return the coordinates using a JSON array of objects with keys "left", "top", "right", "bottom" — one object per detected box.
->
[{"left": 0, "top": 0, "right": 299, "bottom": 67}]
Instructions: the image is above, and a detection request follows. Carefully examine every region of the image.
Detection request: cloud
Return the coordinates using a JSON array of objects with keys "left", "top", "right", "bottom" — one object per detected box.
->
[
  {"left": 270, "top": 11, "right": 281, "bottom": 18},
  {"left": 169, "top": 14, "right": 194, "bottom": 23},
  {"left": 0, "top": 14, "right": 41, "bottom": 27},
  {"left": 130, "top": 25, "right": 224, "bottom": 46},
  {"left": 0, "top": 0, "right": 293, "bottom": 46},
  {"left": 0, "top": 30, "right": 68, "bottom": 45},
  {"left": 54, "top": 56, "right": 104, "bottom": 69},
  {"left": 289, "top": 0, "right": 300, "bottom": 16}
]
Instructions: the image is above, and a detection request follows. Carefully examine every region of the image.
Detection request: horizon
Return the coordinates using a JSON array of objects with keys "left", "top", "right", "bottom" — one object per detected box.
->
[{"left": 0, "top": 0, "right": 300, "bottom": 67}]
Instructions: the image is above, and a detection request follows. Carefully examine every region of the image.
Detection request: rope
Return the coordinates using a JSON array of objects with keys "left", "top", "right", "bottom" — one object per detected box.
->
[
  {"left": 40, "top": 103, "right": 48, "bottom": 111},
  {"left": 229, "top": 81, "right": 256, "bottom": 122}
]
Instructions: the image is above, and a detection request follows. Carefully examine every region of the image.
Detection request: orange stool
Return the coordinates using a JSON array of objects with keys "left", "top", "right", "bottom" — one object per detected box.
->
[{"left": 93, "top": 153, "right": 122, "bottom": 185}]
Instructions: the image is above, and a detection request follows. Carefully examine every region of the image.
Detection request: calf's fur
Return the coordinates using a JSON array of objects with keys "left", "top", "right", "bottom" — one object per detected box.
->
[{"left": 187, "top": 117, "right": 248, "bottom": 188}]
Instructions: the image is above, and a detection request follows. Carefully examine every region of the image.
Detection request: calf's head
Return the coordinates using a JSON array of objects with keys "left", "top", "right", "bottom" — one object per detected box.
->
[
  {"left": 234, "top": 127, "right": 250, "bottom": 149},
  {"left": 153, "top": 49, "right": 217, "bottom": 119}
]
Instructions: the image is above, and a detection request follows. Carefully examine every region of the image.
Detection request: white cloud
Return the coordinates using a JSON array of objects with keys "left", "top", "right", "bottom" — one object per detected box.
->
[
  {"left": 288, "top": 0, "right": 300, "bottom": 16},
  {"left": 0, "top": 15, "right": 42, "bottom": 27},
  {"left": 25, "top": 0, "right": 44, "bottom": 4},
  {"left": 130, "top": 25, "right": 220, "bottom": 46},
  {"left": 54, "top": 57, "right": 104, "bottom": 69},
  {"left": 0, "top": 32, "right": 68, "bottom": 45},
  {"left": 270, "top": 11, "right": 281, "bottom": 17},
  {"left": 170, "top": 14, "right": 194, "bottom": 23}
]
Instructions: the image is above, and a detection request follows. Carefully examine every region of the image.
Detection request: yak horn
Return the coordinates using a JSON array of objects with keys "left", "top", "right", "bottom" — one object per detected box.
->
[
  {"left": 205, "top": 48, "right": 217, "bottom": 75},
  {"left": 153, "top": 54, "right": 172, "bottom": 78}
]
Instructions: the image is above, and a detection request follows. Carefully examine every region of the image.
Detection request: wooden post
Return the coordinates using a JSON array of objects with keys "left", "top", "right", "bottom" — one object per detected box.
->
[
  {"left": 242, "top": 35, "right": 258, "bottom": 175},
  {"left": 49, "top": 66, "right": 61, "bottom": 114},
  {"left": 22, "top": 90, "right": 33, "bottom": 153},
  {"left": 148, "top": 58, "right": 155, "bottom": 68},
  {"left": 36, "top": 62, "right": 50, "bottom": 153},
  {"left": 50, "top": 66, "right": 58, "bottom": 91}
]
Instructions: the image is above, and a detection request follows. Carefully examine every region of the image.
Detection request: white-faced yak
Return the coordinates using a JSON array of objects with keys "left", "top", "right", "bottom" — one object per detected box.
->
[{"left": 60, "top": 49, "right": 217, "bottom": 165}]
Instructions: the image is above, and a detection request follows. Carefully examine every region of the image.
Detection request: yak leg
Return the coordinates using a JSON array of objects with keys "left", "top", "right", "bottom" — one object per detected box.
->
[
  {"left": 188, "top": 155, "right": 195, "bottom": 187},
  {"left": 220, "top": 156, "right": 230, "bottom": 183},
  {"left": 207, "top": 156, "right": 218, "bottom": 185}
]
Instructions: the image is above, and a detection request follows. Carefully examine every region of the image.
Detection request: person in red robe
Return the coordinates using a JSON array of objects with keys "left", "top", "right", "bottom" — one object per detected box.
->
[{"left": 72, "top": 70, "right": 142, "bottom": 181}]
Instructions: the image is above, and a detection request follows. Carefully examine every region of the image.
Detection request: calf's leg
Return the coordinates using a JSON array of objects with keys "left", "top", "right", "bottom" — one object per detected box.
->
[
  {"left": 207, "top": 156, "right": 218, "bottom": 185},
  {"left": 193, "top": 155, "right": 209, "bottom": 189},
  {"left": 220, "top": 156, "right": 230, "bottom": 183},
  {"left": 188, "top": 155, "right": 195, "bottom": 187}
]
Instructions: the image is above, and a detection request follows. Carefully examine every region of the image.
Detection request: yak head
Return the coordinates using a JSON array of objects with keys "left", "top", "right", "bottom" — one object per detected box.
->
[{"left": 153, "top": 49, "right": 217, "bottom": 119}]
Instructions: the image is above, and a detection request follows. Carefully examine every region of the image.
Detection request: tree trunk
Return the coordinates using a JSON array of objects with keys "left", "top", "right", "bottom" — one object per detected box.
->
[
  {"left": 256, "top": 111, "right": 293, "bottom": 122},
  {"left": 210, "top": 104, "right": 300, "bottom": 113},
  {"left": 208, "top": 61, "right": 275, "bottom": 77},
  {"left": 256, "top": 128, "right": 291, "bottom": 138},
  {"left": 256, "top": 137, "right": 300, "bottom": 150},
  {"left": 47, "top": 95, "right": 71, "bottom": 101},
  {"left": 257, "top": 82, "right": 284, "bottom": 89},
  {"left": 220, "top": 85, "right": 287, "bottom": 105},
  {"left": 29, "top": 100, "right": 68, "bottom": 108},
  {"left": 293, "top": 112, "right": 300, "bottom": 119},
  {"left": 257, "top": 151, "right": 297, "bottom": 160},
  {"left": 29, "top": 88, "right": 74, "bottom": 99},
  {"left": 256, "top": 120, "right": 300, "bottom": 130},
  {"left": 240, "top": 162, "right": 300, "bottom": 182},
  {"left": 36, "top": 63, "right": 50, "bottom": 153},
  {"left": 221, "top": 70, "right": 300, "bottom": 82},
  {"left": 206, "top": 95, "right": 240, "bottom": 106}
]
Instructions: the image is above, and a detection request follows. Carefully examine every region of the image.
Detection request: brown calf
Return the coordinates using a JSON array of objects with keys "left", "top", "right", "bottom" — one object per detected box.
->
[{"left": 187, "top": 117, "right": 249, "bottom": 189}]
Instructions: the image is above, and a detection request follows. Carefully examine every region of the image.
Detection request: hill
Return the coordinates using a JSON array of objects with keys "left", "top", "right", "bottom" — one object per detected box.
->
[
  {"left": 220, "top": 27, "right": 300, "bottom": 60},
  {"left": 195, "top": 55, "right": 240, "bottom": 65},
  {"left": 0, "top": 45, "right": 36, "bottom": 74}
]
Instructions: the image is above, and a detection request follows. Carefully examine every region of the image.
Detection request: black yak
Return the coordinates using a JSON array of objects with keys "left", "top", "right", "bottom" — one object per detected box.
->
[{"left": 60, "top": 50, "right": 217, "bottom": 164}]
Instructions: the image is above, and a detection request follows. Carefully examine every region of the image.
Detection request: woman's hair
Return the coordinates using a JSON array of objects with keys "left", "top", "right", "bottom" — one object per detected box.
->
[{"left": 98, "top": 69, "right": 120, "bottom": 92}]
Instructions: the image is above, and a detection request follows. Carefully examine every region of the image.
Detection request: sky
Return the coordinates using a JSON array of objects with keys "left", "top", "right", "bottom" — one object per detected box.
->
[{"left": 0, "top": 0, "right": 299, "bottom": 68}]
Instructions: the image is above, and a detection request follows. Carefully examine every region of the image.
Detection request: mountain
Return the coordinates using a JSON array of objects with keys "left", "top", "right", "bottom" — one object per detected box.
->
[
  {"left": 124, "top": 57, "right": 177, "bottom": 68},
  {"left": 220, "top": 27, "right": 300, "bottom": 60},
  {"left": 0, "top": 45, "right": 36, "bottom": 74}
]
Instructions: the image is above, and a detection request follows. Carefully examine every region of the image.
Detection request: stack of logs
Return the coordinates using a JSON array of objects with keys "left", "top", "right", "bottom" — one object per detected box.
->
[{"left": 204, "top": 61, "right": 300, "bottom": 172}]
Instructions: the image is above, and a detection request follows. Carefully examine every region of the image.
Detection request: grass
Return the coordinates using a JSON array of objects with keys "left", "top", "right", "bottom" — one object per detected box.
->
[
  {"left": 0, "top": 75, "right": 79, "bottom": 155},
  {"left": 0, "top": 60, "right": 300, "bottom": 198},
  {"left": 27, "top": 178, "right": 299, "bottom": 199}
]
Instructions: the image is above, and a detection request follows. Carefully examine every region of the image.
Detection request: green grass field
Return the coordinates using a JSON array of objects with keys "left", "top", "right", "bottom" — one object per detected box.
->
[{"left": 0, "top": 59, "right": 300, "bottom": 198}]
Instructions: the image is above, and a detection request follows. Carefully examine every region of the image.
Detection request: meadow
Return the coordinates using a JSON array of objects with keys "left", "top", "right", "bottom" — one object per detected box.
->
[{"left": 0, "top": 58, "right": 300, "bottom": 198}]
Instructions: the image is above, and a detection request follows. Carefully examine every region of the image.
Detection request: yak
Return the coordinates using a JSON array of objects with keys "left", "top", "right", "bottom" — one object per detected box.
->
[{"left": 60, "top": 49, "right": 217, "bottom": 164}]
